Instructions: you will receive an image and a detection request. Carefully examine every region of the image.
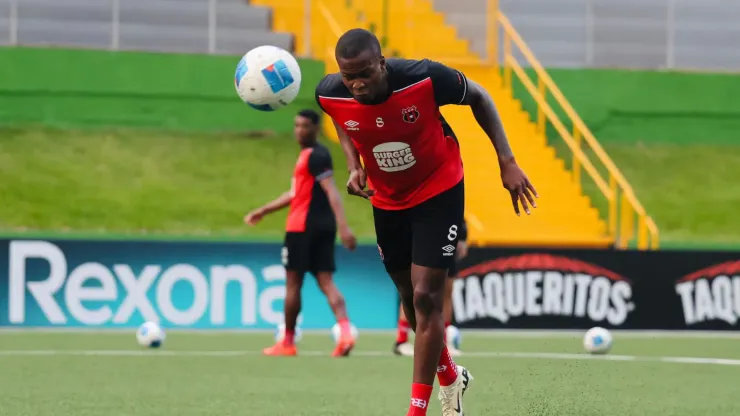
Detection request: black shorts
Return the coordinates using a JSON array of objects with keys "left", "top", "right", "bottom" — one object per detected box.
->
[
  {"left": 373, "top": 180, "right": 465, "bottom": 273},
  {"left": 283, "top": 230, "right": 336, "bottom": 274}
]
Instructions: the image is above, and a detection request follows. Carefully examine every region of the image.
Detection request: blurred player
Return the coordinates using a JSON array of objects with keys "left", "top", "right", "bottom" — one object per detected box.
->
[
  {"left": 395, "top": 220, "right": 468, "bottom": 357},
  {"left": 316, "top": 29, "right": 537, "bottom": 416},
  {"left": 244, "top": 109, "right": 358, "bottom": 358}
]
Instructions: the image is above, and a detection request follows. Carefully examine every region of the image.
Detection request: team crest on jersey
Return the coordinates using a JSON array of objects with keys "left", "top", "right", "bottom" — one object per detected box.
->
[{"left": 401, "top": 106, "right": 420, "bottom": 123}]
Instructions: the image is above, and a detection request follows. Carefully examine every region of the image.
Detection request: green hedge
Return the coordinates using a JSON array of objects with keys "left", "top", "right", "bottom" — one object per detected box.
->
[{"left": 0, "top": 47, "right": 325, "bottom": 133}]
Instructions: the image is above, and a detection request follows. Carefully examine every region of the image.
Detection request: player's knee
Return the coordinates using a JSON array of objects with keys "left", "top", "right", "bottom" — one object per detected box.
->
[
  {"left": 286, "top": 280, "right": 302, "bottom": 295},
  {"left": 316, "top": 278, "right": 333, "bottom": 294},
  {"left": 413, "top": 288, "right": 442, "bottom": 316}
]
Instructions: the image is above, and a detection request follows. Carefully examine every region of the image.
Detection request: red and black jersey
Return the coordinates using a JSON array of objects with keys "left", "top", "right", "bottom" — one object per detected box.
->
[
  {"left": 316, "top": 58, "right": 468, "bottom": 210},
  {"left": 286, "top": 143, "right": 336, "bottom": 233}
]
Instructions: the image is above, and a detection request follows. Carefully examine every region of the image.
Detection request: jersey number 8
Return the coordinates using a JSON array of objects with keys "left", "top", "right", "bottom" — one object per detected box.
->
[{"left": 447, "top": 225, "right": 458, "bottom": 241}]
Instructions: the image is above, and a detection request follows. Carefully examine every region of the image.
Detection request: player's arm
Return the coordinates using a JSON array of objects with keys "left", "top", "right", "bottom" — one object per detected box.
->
[
  {"left": 310, "top": 150, "right": 358, "bottom": 250},
  {"left": 315, "top": 76, "right": 373, "bottom": 200},
  {"left": 259, "top": 190, "right": 294, "bottom": 215},
  {"left": 244, "top": 182, "right": 294, "bottom": 225},
  {"left": 332, "top": 119, "right": 362, "bottom": 172},
  {"left": 330, "top": 119, "right": 374, "bottom": 199},
  {"left": 462, "top": 81, "right": 513, "bottom": 163},
  {"left": 428, "top": 60, "right": 538, "bottom": 215}
]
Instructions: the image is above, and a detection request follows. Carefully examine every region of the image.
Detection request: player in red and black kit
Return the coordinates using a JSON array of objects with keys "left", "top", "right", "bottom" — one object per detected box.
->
[
  {"left": 316, "top": 29, "right": 537, "bottom": 416},
  {"left": 244, "top": 109, "right": 358, "bottom": 358}
]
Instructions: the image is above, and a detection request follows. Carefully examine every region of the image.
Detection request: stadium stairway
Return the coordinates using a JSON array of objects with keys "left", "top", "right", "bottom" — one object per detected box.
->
[{"left": 253, "top": 0, "right": 612, "bottom": 248}]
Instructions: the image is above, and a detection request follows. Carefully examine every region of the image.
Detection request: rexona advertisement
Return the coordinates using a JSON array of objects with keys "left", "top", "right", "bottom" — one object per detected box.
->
[
  {"left": 452, "top": 247, "right": 740, "bottom": 330},
  {"left": 0, "top": 239, "right": 395, "bottom": 329}
]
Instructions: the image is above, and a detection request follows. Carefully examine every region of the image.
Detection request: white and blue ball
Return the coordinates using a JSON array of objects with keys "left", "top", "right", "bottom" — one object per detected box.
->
[
  {"left": 136, "top": 321, "right": 165, "bottom": 348},
  {"left": 331, "top": 322, "right": 359, "bottom": 343},
  {"left": 234, "top": 45, "right": 302, "bottom": 112},
  {"left": 275, "top": 323, "right": 302, "bottom": 344},
  {"left": 445, "top": 325, "right": 462, "bottom": 349},
  {"left": 583, "top": 326, "right": 613, "bottom": 354}
]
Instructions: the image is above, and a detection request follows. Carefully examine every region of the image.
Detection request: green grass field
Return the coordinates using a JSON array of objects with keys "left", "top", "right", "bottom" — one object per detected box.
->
[
  {"left": 1, "top": 331, "right": 739, "bottom": 415},
  {"left": 1, "top": 126, "right": 738, "bottom": 247}
]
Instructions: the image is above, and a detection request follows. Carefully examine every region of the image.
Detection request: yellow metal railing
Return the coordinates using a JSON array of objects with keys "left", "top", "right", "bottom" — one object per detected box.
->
[{"left": 497, "top": 13, "right": 659, "bottom": 250}]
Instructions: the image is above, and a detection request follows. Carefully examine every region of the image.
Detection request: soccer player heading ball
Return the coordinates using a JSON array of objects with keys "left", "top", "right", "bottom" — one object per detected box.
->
[{"left": 316, "top": 29, "right": 538, "bottom": 416}]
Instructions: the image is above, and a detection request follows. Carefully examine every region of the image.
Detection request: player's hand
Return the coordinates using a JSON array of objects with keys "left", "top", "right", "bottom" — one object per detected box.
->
[
  {"left": 346, "top": 168, "right": 375, "bottom": 199},
  {"left": 500, "top": 158, "right": 538, "bottom": 216},
  {"left": 339, "top": 225, "right": 357, "bottom": 251},
  {"left": 244, "top": 209, "right": 264, "bottom": 225}
]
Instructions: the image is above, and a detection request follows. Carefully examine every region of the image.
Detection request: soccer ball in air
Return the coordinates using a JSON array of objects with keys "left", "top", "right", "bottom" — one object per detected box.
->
[
  {"left": 234, "top": 45, "right": 302, "bottom": 111},
  {"left": 136, "top": 321, "right": 165, "bottom": 348},
  {"left": 583, "top": 327, "right": 613, "bottom": 354},
  {"left": 331, "top": 322, "right": 359, "bottom": 343},
  {"left": 275, "top": 323, "right": 303, "bottom": 344},
  {"left": 446, "top": 325, "right": 462, "bottom": 349}
]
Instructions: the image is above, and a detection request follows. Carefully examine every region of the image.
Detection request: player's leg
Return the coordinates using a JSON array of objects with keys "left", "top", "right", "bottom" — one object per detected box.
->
[
  {"left": 444, "top": 265, "right": 461, "bottom": 356},
  {"left": 444, "top": 276, "right": 454, "bottom": 331},
  {"left": 264, "top": 232, "right": 308, "bottom": 356},
  {"left": 409, "top": 180, "right": 472, "bottom": 416},
  {"left": 394, "top": 299, "right": 415, "bottom": 356},
  {"left": 315, "top": 271, "right": 349, "bottom": 321},
  {"left": 264, "top": 271, "right": 304, "bottom": 356},
  {"left": 315, "top": 270, "right": 356, "bottom": 356},
  {"left": 409, "top": 263, "right": 448, "bottom": 378},
  {"left": 311, "top": 230, "right": 355, "bottom": 356},
  {"left": 283, "top": 269, "right": 306, "bottom": 341},
  {"left": 396, "top": 274, "right": 455, "bottom": 358},
  {"left": 373, "top": 207, "right": 416, "bottom": 354}
]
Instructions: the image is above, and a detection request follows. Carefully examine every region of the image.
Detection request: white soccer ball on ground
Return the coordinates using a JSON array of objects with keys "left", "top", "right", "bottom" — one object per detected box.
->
[
  {"left": 275, "top": 323, "right": 303, "bottom": 344},
  {"left": 136, "top": 321, "right": 165, "bottom": 348},
  {"left": 583, "top": 326, "right": 613, "bottom": 354},
  {"left": 331, "top": 322, "right": 359, "bottom": 343},
  {"left": 234, "top": 45, "right": 302, "bottom": 111},
  {"left": 446, "top": 325, "right": 462, "bottom": 349}
]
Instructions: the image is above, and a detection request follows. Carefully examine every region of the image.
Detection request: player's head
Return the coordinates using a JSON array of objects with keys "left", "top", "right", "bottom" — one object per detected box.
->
[
  {"left": 294, "top": 109, "right": 320, "bottom": 146},
  {"left": 335, "top": 28, "right": 387, "bottom": 104}
]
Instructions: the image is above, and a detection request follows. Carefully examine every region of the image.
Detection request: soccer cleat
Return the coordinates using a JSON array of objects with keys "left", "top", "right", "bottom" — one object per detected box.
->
[
  {"left": 393, "top": 341, "right": 415, "bottom": 357},
  {"left": 262, "top": 343, "right": 297, "bottom": 357},
  {"left": 438, "top": 366, "right": 473, "bottom": 416},
  {"left": 331, "top": 334, "right": 355, "bottom": 357}
]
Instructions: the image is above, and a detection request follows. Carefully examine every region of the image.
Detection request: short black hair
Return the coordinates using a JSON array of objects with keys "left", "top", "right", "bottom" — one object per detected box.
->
[
  {"left": 297, "top": 109, "right": 320, "bottom": 125},
  {"left": 335, "top": 28, "right": 381, "bottom": 59}
]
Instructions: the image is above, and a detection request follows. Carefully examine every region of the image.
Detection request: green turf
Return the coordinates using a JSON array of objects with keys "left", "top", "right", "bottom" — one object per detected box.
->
[
  {"left": 0, "top": 126, "right": 377, "bottom": 241},
  {"left": 0, "top": 126, "right": 738, "bottom": 247},
  {"left": 1, "top": 332, "right": 739, "bottom": 415}
]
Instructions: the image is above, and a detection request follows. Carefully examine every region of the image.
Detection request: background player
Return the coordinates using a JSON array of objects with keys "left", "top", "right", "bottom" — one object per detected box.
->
[
  {"left": 244, "top": 109, "right": 358, "bottom": 358},
  {"left": 395, "top": 220, "right": 468, "bottom": 357},
  {"left": 316, "top": 29, "right": 537, "bottom": 416}
]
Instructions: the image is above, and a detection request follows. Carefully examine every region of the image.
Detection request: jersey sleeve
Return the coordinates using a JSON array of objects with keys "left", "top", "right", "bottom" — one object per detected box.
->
[
  {"left": 314, "top": 82, "right": 325, "bottom": 112},
  {"left": 426, "top": 60, "right": 469, "bottom": 106},
  {"left": 308, "top": 148, "right": 334, "bottom": 181}
]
